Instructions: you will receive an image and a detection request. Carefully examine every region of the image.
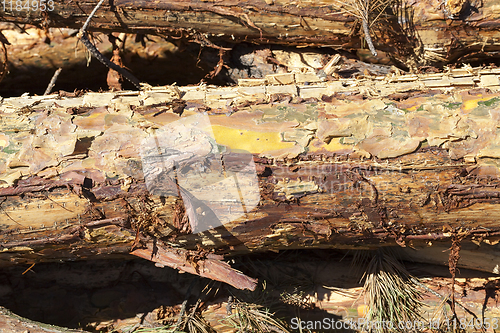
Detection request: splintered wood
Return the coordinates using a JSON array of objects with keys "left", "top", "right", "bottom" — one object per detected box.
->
[{"left": 1, "top": 67, "right": 500, "bottom": 287}]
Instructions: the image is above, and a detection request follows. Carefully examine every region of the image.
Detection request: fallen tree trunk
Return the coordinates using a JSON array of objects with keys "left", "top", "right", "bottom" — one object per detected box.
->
[
  {"left": 0, "top": 0, "right": 500, "bottom": 66},
  {"left": 0, "top": 306, "right": 89, "bottom": 333},
  {"left": 2, "top": 68, "right": 500, "bottom": 288}
]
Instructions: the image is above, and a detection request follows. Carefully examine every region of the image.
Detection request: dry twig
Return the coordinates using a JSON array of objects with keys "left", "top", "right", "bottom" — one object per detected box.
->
[
  {"left": 333, "top": 0, "right": 392, "bottom": 57},
  {"left": 77, "top": 0, "right": 143, "bottom": 89},
  {"left": 44, "top": 67, "right": 62, "bottom": 95}
]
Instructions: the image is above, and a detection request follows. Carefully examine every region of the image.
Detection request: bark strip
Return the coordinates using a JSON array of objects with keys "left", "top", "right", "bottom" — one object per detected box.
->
[{"left": 130, "top": 242, "right": 258, "bottom": 290}]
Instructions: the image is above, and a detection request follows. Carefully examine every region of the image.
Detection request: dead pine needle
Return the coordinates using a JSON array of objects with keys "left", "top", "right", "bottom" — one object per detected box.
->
[
  {"left": 22, "top": 263, "right": 35, "bottom": 275},
  {"left": 223, "top": 298, "right": 289, "bottom": 333},
  {"left": 359, "top": 249, "right": 424, "bottom": 332}
]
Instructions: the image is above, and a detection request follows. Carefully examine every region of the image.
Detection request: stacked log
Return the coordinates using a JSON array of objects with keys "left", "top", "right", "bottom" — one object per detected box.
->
[
  {"left": 1, "top": 68, "right": 500, "bottom": 289},
  {"left": 0, "top": 0, "right": 499, "bottom": 67}
]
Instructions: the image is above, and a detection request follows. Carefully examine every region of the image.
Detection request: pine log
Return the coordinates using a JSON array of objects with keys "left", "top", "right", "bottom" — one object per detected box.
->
[
  {"left": 2, "top": 68, "right": 500, "bottom": 288},
  {"left": 0, "top": 0, "right": 499, "bottom": 66},
  {"left": 0, "top": 306, "right": 90, "bottom": 333}
]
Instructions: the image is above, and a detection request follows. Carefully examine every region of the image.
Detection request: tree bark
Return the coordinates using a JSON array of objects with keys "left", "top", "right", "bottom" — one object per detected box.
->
[
  {"left": 1, "top": 68, "right": 500, "bottom": 288},
  {"left": 0, "top": 306, "right": 90, "bottom": 333},
  {"left": 0, "top": 0, "right": 499, "bottom": 66}
]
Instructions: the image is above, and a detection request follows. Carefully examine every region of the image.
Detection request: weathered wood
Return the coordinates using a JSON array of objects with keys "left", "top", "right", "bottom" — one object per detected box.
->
[
  {"left": 2, "top": 68, "right": 500, "bottom": 286},
  {"left": 0, "top": 0, "right": 499, "bottom": 66},
  {"left": 0, "top": 306, "right": 89, "bottom": 333}
]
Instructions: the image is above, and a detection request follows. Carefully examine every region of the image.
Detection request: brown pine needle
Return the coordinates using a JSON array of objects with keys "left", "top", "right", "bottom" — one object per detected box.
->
[{"left": 22, "top": 263, "right": 35, "bottom": 275}]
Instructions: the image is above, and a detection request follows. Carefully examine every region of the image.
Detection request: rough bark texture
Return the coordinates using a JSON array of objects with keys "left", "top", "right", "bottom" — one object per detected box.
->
[
  {"left": 0, "top": 306, "right": 89, "bottom": 333},
  {"left": 0, "top": 0, "right": 499, "bottom": 66},
  {"left": 2, "top": 68, "right": 500, "bottom": 287}
]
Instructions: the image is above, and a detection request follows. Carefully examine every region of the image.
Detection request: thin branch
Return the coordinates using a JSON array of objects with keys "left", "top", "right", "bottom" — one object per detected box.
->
[
  {"left": 81, "top": 0, "right": 106, "bottom": 32},
  {"left": 43, "top": 67, "right": 62, "bottom": 95},
  {"left": 77, "top": 0, "right": 143, "bottom": 90},
  {"left": 362, "top": 18, "right": 378, "bottom": 56},
  {"left": 333, "top": 0, "right": 384, "bottom": 57}
]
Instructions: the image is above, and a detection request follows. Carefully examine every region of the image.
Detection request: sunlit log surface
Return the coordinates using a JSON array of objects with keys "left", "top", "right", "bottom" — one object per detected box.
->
[{"left": 1, "top": 68, "right": 500, "bottom": 288}]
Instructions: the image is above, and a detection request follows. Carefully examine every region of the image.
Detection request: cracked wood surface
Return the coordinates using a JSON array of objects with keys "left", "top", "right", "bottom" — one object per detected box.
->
[
  {"left": 1, "top": 69, "right": 500, "bottom": 282},
  {"left": 0, "top": 0, "right": 499, "bottom": 66}
]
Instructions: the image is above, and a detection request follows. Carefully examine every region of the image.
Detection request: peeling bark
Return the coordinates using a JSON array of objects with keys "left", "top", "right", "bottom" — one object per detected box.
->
[
  {"left": 2, "top": 69, "right": 500, "bottom": 287},
  {"left": 130, "top": 242, "right": 258, "bottom": 290}
]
